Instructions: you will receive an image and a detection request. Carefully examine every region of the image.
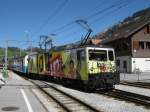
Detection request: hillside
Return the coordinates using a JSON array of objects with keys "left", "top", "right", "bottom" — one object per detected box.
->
[{"left": 0, "top": 47, "right": 27, "bottom": 59}]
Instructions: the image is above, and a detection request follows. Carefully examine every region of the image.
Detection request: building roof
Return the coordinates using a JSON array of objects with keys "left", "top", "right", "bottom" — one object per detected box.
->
[{"left": 95, "top": 8, "right": 150, "bottom": 43}]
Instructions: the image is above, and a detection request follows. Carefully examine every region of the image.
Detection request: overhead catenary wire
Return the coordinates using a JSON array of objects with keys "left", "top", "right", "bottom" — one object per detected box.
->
[
  {"left": 90, "top": 0, "right": 133, "bottom": 24},
  {"left": 51, "top": 0, "right": 128, "bottom": 36},
  {"left": 58, "top": 0, "right": 129, "bottom": 32},
  {"left": 86, "top": 0, "right": 126, "bottom": 20},
  {"left": 33, "top": 0, "right": 137, "bottom": 46},
  {"left": 32, "top": 0, "right": 69, "bottom": 37},
  {"left": 55, "top": 0, "right": 137, "bottom": 46},
  {"left": 48, "top": 0, "right": 123, "bottom": 35},
  {"left": 88, "top": 0, "right": 136, "bottom": 36},
  {"left": 42, "top": 0, "right": 107, "bottom": 35},
  {"left": 51, "top": 21, "right": 75, "bottom": 34},
  {"left": 35, "top": 0, "right": 105, "bottom": 36}
]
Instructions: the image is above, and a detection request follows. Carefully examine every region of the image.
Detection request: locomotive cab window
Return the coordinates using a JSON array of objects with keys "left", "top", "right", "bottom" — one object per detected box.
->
[
  {"left": 77, "top": 50, "right": 85, "bottom": 61},
  {"left": 88, "top": 50, "right": 107, "bottom": 61},
  {"left": 108, "top": 50, "right": 114, "bottom": 61}
]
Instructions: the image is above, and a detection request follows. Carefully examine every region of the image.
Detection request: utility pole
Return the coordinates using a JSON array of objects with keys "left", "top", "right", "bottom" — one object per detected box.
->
[
  {"left": 30, "top": 41, "right": 32, "bottom": 53},
  {"left": 20, "top": 48, "right": 21, "bottom": 56},
  {"left": 4, "top": 40, "right": 19, "bottom": 76},
  {"left": 39, "top": 34, "right": 54, "bottom": 52},
  {"left": 5, "top": 40, "right": 8, "bottom": 76}
]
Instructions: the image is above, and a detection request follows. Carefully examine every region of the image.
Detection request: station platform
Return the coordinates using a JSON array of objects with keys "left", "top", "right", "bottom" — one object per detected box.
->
[
  {"left": 0, "top": 71, "right": 48, "bottom": 112},
  {"left": 120, "top": 72, "right": 150, "bottom": 82}
]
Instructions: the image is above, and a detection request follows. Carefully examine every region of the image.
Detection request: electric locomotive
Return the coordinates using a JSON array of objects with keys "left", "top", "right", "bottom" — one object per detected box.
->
[{"left": 44, "top": 44, "right": 120, "bottom": 90}]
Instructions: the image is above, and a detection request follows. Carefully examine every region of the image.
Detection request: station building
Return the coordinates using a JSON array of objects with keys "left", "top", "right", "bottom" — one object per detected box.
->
[
  {"left": 92, "top": 8, "right": 150, "bottom": 73},
  {"left": 103, "top": 21, "right": 150, "bottom": 73}
]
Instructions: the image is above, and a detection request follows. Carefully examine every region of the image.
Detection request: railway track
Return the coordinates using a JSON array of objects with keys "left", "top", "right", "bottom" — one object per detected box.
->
[
  {"left": 99, "top": 89, "right": 150, "bottom": 108},
  {"left": 30, "top": 80, "right": 101, "bottom": 112},
  {"left": 120, "top": 81, "right": 150, "bottom": 89}
]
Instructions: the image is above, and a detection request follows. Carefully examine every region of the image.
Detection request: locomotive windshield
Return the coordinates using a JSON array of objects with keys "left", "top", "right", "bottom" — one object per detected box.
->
[{"left": 88, "top": 50, "right": 107, "bottom": 61}]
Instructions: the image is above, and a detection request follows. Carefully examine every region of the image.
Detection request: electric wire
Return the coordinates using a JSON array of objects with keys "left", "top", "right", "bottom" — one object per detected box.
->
[
  {"left": 58, "top": 0, "right": 130, "bottom": 34},
  {"left": 32, "top": 0, "right": 69, "bottom": 37},
  {"left": 33, "top": 0, "right": 138, "bottom": 46},
  {"left": 46, "top": 0, "right": 107, "bottom": 35},
  {"left": 85, "top": 0, "right": 124, "bottom": 20},
  {"left": 89, "top": 0, "right": 136, "bottom": 36},
  {"left": 54, "top": 0, "right": 128, "bottom": 36},
  {"left": 90, "top": 0, "right": 133, "bottom": 24},
  {"left": 58, "top": 0, "right": 136, "bottom": 45}
]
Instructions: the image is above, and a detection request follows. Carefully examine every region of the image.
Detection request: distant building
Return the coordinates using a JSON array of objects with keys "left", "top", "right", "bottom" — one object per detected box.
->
[{"left": 94, "top": 8, "right": 150, "bottom": 73}]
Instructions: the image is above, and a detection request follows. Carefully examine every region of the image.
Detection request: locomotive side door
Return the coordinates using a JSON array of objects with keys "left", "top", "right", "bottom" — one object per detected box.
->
[{"left": 76, "top": 49, "right": 88, "bottom": 80}]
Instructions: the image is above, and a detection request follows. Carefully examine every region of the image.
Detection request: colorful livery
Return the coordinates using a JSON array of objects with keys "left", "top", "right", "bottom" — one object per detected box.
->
[{"left": 10, "top": 45, "right": 120, "bottom": 90}]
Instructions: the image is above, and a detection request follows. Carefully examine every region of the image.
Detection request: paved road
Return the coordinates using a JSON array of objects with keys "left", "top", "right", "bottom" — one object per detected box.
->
[{"left": 0, "top": 71, "right": 48, "bottom": 112}]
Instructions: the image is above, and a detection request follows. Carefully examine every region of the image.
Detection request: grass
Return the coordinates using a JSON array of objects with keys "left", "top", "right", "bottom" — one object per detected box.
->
[{"left": 0, "top": 48, "right": 27, "bottom": 58}]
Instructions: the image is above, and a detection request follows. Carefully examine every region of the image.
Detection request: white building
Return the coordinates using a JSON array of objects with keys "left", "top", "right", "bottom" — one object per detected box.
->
[{"left": 101, "top": 19, "right": 150, "bottom": 73}]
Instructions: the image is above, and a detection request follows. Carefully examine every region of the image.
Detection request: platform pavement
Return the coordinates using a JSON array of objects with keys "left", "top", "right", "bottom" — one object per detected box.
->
[
  {"left": 1, "top": 71, "right": 149, "bottom": 112},
  {"left": 120, "top": 72, "right": 150, "bottom": 82},
  {"left": 0, "top": 71, "right": 48, "bottom": 112}
]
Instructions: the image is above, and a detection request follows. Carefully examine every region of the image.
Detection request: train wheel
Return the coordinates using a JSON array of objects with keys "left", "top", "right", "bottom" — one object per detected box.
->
[
  {"left": 83, "top": 84, "right": 93, "bottom": 93},
  {"left": 106, "top": 84, "right": 114, "bottom": 91}
]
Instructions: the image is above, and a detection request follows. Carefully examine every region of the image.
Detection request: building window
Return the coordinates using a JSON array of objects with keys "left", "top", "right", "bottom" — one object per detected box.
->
[
  {"left": 108, "top": 50, "right": 114, "bottom": 61},
  {"left": 146, "top": 42, "right": 150, "bottom": 49},
  {"left": 122, "top": 43, "right": 128, "bottom": 49},
  {"left": 144, "top": 25, "right": 150, "bottom": 34},
  {"left": 133, "top": 41, "right": 139, "bottom": 50},
  {"left": 147, "top": 25, "right": 150, "bottom": 33},
  {"left": 139, "top": 41, "right": 144, "bottom": 49},
  {"left": 116, "top": 60, "right": 120, "bottom": 72},
  {"left": 116, "top": 60, "right": 120, "bottom": 66},
  {"left": 123, "top": 61, "right": 127, "bottom": 68},
  {"left": 123, "top": 61, "right": 127, "bottom": 72}
]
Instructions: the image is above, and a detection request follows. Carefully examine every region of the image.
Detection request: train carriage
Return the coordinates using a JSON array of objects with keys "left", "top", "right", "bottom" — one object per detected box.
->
[
  {"left": 10, "top": 55, "right": 29, "bottom": 75},
  {"left": 28, "top": 53, "right": 38, "bottom": 78},
  {"left": 10, "top": 45, "right": 120, "bottom": 90}
]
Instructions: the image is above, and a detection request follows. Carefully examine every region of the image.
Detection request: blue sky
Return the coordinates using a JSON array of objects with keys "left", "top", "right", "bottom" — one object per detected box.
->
[{"left": 0, "top": 0, "right": 150, "bottom": 48}]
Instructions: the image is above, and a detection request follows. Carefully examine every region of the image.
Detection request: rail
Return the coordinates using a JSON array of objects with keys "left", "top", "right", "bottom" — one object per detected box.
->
[
  {"left": 30, "top": 80, "right": 102, "bottom": 112},
  {"left": 120, "top": 81, "right": 150, "bottom": 89},
  {"left": 98, "top": 89, "right": 150, "bottom": 108}
]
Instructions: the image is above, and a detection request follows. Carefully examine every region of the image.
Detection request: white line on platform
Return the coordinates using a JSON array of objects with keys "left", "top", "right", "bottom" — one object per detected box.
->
[{"left": 21, "top": 89, "right": 34, "bottom": 112}]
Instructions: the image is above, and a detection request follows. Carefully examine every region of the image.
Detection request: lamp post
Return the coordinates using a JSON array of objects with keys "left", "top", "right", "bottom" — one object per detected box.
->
[
  {"left": 133, "top": 49, "right": 136, "bottom": 73},
  {"left": 133, "top": 49, "right": 140, "bottom": 80},
  {"left": 4, "top": 41, "right": 8, "bottom": 76}
]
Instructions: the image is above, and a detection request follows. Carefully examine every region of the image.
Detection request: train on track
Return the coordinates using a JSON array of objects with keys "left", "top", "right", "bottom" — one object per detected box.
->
[
  {"left": 9, "top": 20, "right": 120, "bottom": 91},
  {"left": 9, "top": 44, "right": 120, "bottom": 91}
]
